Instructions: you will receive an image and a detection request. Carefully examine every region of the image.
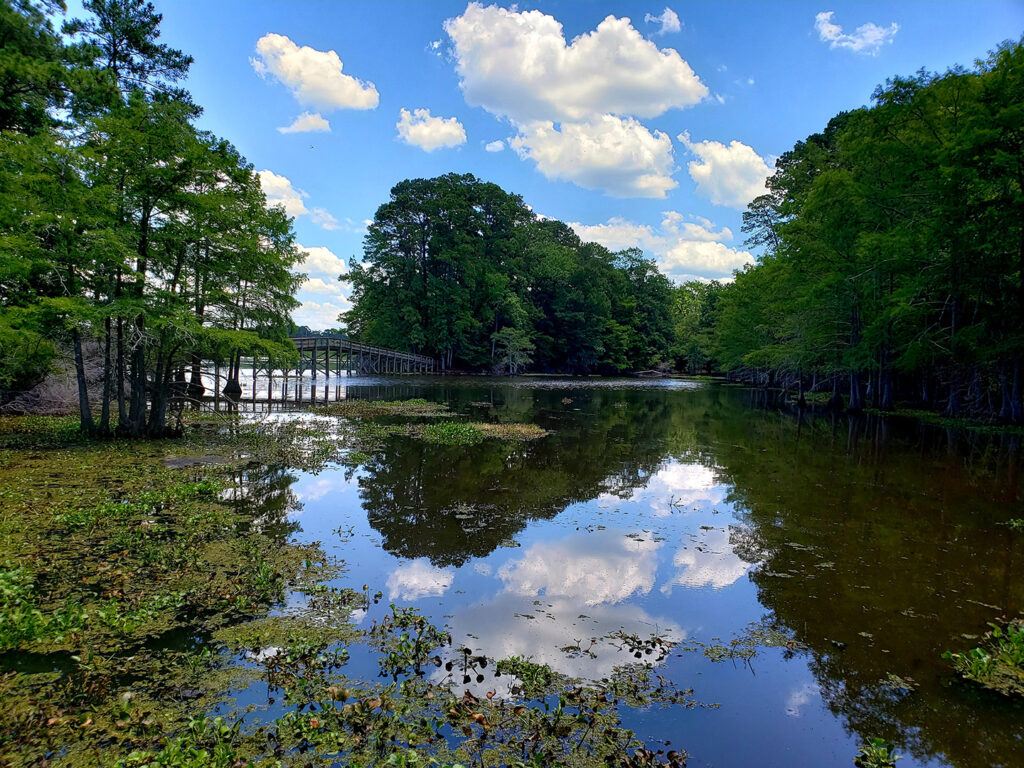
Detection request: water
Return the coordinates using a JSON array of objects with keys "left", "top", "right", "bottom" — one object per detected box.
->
[{"left": 229, "top": 378, "right": 1024, "bottom": 767}]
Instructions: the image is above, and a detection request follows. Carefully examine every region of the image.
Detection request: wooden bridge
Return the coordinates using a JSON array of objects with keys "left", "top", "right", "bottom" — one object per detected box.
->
[
  {"left": 205, "top": 336, "right": 437, "bottom": 406},
  {"left": 291, "top": 335, "right": 437, "bottom": 377}
]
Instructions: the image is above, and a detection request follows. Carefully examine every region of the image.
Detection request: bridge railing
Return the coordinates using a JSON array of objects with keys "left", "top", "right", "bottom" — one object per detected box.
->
[{"left": 289, "top": 335, "right": 435, "bottom": 366}]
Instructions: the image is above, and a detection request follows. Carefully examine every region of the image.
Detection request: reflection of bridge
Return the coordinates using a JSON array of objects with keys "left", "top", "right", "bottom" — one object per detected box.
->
[{"left": 291, "top": 335, "right": 437, "bottom": 376}]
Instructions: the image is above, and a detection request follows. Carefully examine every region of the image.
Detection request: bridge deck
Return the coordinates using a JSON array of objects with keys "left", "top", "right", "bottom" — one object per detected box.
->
[
  {"left": 291, "top": 335, "right": 434, "bottom": 366},
  {"left": 289, "top": 335, "right": 436, "bottom": 376}
]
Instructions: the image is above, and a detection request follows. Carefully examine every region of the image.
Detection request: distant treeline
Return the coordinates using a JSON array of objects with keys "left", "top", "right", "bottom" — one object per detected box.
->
[
  {"left": 675, "top": 39, "right": 1024, "bottom": 420},
  {"left": 346, "top": 173, "right": 676, "bottom": 375}
]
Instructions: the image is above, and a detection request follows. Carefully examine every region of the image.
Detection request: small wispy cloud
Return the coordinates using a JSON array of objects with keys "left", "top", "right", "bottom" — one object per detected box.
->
[{"left": 815, "top": 11, "right": 898, "bottom": 54}]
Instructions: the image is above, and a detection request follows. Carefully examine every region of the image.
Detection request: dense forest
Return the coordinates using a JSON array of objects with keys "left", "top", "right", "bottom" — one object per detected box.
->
[
  {"left": 345, "top": 173, "right": 676, "bottom": 375},
  {"left": 674, "top": 40, "right": 1024, "bottom": 420},
  {"left": 0, "top": 0, "right": 301, "bottom": 436}
]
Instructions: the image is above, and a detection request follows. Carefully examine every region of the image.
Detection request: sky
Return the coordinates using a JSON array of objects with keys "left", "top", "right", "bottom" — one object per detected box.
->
[{"left": 76, "top": 1, "right": 1024, "bottom": 329}]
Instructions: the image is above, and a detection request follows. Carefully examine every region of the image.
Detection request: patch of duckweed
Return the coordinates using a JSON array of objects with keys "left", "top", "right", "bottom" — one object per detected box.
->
[
  {"left": 420, "top": 421, "right": 485, "bottom": 446},
  {"left": 315, "top": 396, "right": 547, "bottom": 449},
  {"left": 944, "top": 618, "right": 1024, "bottom": 697},
  {"left": 315, "top": 398, "right": 450, "bottom": 420}
]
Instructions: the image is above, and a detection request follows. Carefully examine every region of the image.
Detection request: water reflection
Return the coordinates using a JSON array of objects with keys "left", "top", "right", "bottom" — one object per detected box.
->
[
  {"left": 284, "top": 381, "right": 1024, "bottom": 768},
  {"left": 662, "top": 526, "right": 752, "bottom": 591},
  {"left": 499, "top": 530, "right": 660, "bottom": 606},
  {"left": 386, "top": 559, "right": 455, "bottom": 601}
]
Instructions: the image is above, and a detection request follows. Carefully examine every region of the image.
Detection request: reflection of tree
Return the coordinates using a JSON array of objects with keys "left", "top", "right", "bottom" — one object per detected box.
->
[
  {"left": 703, "top": 398, "right": 1024, "bottom": 768},
  {"left": 356, "top": 386, "right": 694, "bottom": 566},
  {"left": 350, "top": 381, "right": 1024, "bottom": 765},
  {"left": 223, "top": 463, "right": 302, "bottom": 543}
]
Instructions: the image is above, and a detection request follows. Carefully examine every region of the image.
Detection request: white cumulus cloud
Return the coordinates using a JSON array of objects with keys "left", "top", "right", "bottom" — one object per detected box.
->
[
  {"left": 570, "top": 211, "right": 752, "bottom": 281},
  {"left": 484, "top": 139, "right": 505, "bottom": 152},
  {"left": 277, "top": 111, "right": 331, "bottom": 134},
  {"left": 296, "top": 244, "right": 347, "bottom": 277},
  {"left": 291, "top": 299, "right": 351, "bottom": 331},
  {"left": 679, "top": 133, "right": 774, "bottom": 209},
  {"left": 258, "top": 169, "right": 308, "bottom": 217},
  {"left": 396, "top": 108, "right": 467, "bottom": 151},
  {"left": 252, "top": 33, "right": 379, "bottom": 110},
  {"left": 445, "top": 4, "right": 706, "bottom": 123},
  {"left": 512, "top": 115, "right": 677, "bottom": 198},
  {"left": 814, "top": 11, "right": 898, "bottom": 54},
  {"left": 300, "top": 277, "right": 344, "bottom": 295},
  {"left": 645, "top": 7, "right": 681, "bottom": 35}
]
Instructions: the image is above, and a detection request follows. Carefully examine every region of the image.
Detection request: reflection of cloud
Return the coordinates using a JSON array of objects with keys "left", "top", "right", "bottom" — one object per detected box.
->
[
  {"left": 386, "top": 559, "right": 455, "bottom": 601},
  {"left": 785, "top": 682, "right": 820, "bottom": 717},
  {"left": 498, "top": 530, "right": 660, "bottom": 605},
  {"left": 295, "top": 476, "right": 337, "bottom": 502},
  {"left": 604, "top": 460, "right": 726, "bottom": 517},
  {"left": 662, "top": 527, "right": 752, "bottom": 591},
  {"left": 437, "top": 592, "right": 683, "bottom": 692}
]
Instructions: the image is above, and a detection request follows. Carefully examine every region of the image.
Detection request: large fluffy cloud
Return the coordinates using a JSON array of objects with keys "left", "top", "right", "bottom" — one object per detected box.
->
[
  {"left": 252, "top": 33, "right": 379, "bottom": 110},
  {"left": 396, "top": 108, "right": 467, "bottom": 152},
  {"left": 814, "top": 11, "right": 898, "bottom": 54},
  {"left": 291, "top": 299, "right": 351, "bottom": 330},
  {"left": 258, "top": 170, "right": 308, "bottom": 217},
  {"left": 444, "top": 4, "right": 708, "bottom": 198},
  {"left": 679, "top": 133, "right": 774, "bottom": 208},
  {"left": 296, "top": 244, "right": 347, "bottom": 277},
  {"left": 445, "top": 4, "right": 706, "bottom": 123},
  {"left": 512, "top": 116, "right": 676, "bottom": 198},
  {"left": 569, "top": 211, "right": 753, "bottom": 280}
]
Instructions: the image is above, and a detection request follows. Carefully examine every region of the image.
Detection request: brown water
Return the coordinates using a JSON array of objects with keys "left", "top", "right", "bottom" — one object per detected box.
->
[{"left": 259, "top": 378, "right": 1023, "bottom": 767}]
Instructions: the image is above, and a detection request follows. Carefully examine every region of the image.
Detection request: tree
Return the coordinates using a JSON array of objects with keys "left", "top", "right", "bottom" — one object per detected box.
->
[{"left": 0, "top": 0, "right": 303, "bottom": 435}]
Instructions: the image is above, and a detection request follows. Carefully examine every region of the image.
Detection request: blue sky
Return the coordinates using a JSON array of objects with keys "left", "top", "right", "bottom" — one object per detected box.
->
[{"left": 82, "top": 1, "right": 1024, "bottom": 328}]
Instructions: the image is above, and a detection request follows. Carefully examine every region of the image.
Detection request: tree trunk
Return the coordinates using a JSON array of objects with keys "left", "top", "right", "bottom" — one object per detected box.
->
[
  {"left": 1012, "top": 359, "right": 1024, "bottom": 425},
  {"left": 827, "top": 375, "right": 844, "bottom": 410},
  {"left": 100, "top": 317, "right": 112, "bottom": 434},
  {"left": 128, "top": 342, "right": 147, "bottom": 436},
  {"left": 848, "top": 370, "right": 863, "bottom": 412},
  {"left": 72, "top": 328, "right": 94, "bottom": 435},
  {"left": 116, "top": 316, "right": 127, "bottom": 427},
  {"left": 944, "top": 375, "right": 961, "bottom": 418}
]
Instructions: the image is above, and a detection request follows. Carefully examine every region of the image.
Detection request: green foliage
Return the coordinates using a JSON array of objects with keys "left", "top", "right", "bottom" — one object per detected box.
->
[
  {"left": 495, "top": 656, "right": 558, "bottom": 697},
  {"left": 420, "top": 421, "right": 484, "bottom": 446},
  {"left": 0, "top": 565, "right": 47, "bottom": 648},
  {"left": 0, "top": 0, "right": 301, "bottom": 436},
  {"left": 943, "top": 619, "right": 1024, "bottom": 697},
  {"left": 854, "top": 738, "right": 901, "bottom": 767},
  {"left": 121, "top": 716, "right": 243, "bottom": 768},
  {"left": 346, "top": 175, "right": 675, "bottom": 374},
  {"left": 700, "top": 39, "right": 1024, "bottom": 419},
  {"left": 0, "top": 315, "right": 54, "bottom": 395},
  {"left": 671, "top": 281, "right": 724, "bottom": 374}
]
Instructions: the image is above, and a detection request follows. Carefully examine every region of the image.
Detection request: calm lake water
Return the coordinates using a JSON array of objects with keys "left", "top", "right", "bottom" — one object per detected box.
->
[{"left": 226, "top": 378, "right": 1023, "bottom": 767}]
